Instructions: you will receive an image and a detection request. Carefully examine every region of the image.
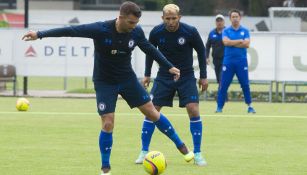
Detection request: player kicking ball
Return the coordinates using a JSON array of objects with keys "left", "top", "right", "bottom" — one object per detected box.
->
[{"left": 22, "top": 2, "right": 194, "bottom": 175}]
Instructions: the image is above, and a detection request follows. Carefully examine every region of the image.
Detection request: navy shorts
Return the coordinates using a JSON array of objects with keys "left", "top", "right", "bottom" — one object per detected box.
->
[
  {"left": 150, "top": 76, "right": 199, "bottom": 108},
  {"left": 94, "top": 76, "right": 151, "bottom": 115}
]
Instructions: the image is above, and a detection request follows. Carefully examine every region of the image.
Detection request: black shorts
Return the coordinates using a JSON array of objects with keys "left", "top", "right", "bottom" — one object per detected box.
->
[
  {"left": 94, "top": 76, "right": 151, "bottom": 115},
  {"left": 150, "top": 76, "right": 199, "bottom": 108}
]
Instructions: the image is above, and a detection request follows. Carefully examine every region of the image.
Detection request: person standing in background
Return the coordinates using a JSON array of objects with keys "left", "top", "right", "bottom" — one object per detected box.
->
[
  {"left": 206, "top": 14, "right": 225, "bottom": 84},
  {"left": 216, "top": 9, "right": 256, "bottom": 114}
]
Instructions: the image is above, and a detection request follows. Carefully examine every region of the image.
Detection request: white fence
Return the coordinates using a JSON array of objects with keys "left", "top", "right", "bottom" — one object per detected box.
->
[{"left": 0, "top": 29, "right": 306, "bottom": 82}]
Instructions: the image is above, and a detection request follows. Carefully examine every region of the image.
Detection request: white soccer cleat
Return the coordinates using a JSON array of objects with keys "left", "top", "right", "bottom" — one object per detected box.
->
[
  {"left": 194, "top": 152, "right": 207, "bottom": 166},
  {"left": 100, "top": 171, "right": 111, "bottom": 175},
  {"left": 135, "top": 151, "right": 148, "bottom": 164}
]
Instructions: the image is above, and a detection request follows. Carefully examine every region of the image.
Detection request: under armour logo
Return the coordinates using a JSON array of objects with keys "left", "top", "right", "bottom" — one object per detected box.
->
[
  {"left": 104, "top": 38, "right": 112, "bottom": 45},
  {"left": 159, "top": 38, "right": 165, "bottom": 44},
  {"left": 105, "top": 146, "right": 112, "bottom": 151},
  {"left": 191, "top": 96, "right": 197, "bottom": 100}
]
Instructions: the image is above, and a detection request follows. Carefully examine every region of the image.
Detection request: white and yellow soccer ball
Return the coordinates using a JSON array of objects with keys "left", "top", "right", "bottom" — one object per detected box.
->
[
  {"left": 143, "top": 151, "right": 167, "bottom": 175},
  {"left": 16, "top": 98, "right": 30, "bottom": 111}
]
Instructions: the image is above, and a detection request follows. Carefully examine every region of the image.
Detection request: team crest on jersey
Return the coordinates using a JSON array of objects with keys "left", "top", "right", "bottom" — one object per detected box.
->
[
  {"left": 178, "top": 37, "right": 186, "bottom": 45},
  {"left": 244, "top": 67, "right": 248, "bottom": 70},
  {"left": 222, "top": 66, "right": 227, "bottom": 71},
  {"left": 98, "top": 102, "right": 106, "bottom": 111},
  {"left": 213, "top": 34, "right": 217, "bottom": 38},
  {"left": 128, "top": 39, "right": 135, "bottom": 48},
  {"left": 240, "top": 31, "right": 245, "bottom": 36}
]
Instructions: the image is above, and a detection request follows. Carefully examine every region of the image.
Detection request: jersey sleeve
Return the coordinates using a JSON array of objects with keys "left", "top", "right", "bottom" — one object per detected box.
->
[
  {"left": 37, "top": 22, "right": 102, "bottom": 39},
  {"left": 205, "top": 32, "right": 212, "bottom": 59},
  {"left": 135, "top": 27, "right": 173, "bottom": 71},
  {"left": 244, "top": 28, "right": 250, "bottom": 40},
  {"left": 144, "top": 29, "right": 157, "bottom": 77},
  {"left": 222, "top": 28, "right": 229, "bottom": 39},
  {"left": 191, "top": 27, "right": 207, "bottom": 79}
]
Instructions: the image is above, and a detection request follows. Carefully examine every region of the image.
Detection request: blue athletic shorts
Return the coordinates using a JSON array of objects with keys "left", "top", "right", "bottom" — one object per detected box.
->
[
  {"left": 150, "top": 76, "right": 199, "bottom": 108},
  {"left": 94, "top": 76, "right": 151, "bottom": 115}
]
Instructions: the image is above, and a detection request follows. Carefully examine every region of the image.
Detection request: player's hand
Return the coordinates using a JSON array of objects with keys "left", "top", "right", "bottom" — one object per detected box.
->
[
  {"left": 22, "top": 30, "right": 38, "bottom": 41},
  {"left": 142, "top": 76, "right": 151, "bottom": 89},
  {"left": 206, "top": 58, "right": 210, "bottom": 65},
  {"left": 169, "top": 67, "right": 180, "bottom": 81},
  {"left": 198, "top": 78, "right": 208, "bottom": 92}
]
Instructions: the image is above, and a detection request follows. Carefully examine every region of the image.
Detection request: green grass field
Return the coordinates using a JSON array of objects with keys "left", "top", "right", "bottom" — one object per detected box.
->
[{"left": 1, "top": 98, "right": 307, "bottom": 175}]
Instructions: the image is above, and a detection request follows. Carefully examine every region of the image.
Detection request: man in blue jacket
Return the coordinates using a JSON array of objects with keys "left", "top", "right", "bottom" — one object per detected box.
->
[{"left": 216, "top": 9, "right": 256, "bottom": 114}]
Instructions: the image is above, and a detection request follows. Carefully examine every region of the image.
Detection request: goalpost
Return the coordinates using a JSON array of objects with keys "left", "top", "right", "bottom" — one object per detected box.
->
[{"left": 268, "top": 7, "right": 307, "bottom": 32}]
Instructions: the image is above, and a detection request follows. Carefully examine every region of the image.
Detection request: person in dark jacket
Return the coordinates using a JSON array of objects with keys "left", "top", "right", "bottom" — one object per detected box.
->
[{"left": 206, "top": 14, "right": 225, "bottom": 84}]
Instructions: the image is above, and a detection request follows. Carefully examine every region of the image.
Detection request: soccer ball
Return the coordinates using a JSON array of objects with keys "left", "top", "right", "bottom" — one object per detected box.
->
[
  {"left": 143, "top": 151, "right": 167, "bottom": 175},
  {"left": 16, "top": 98, "right": 30, "bottom": 111}
]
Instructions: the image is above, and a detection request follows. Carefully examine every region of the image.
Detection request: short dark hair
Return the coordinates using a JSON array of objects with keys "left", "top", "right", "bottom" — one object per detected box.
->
[
  {"left": 229, "top": 9, "right": 241, "bottom": 17},
  {"left": 120, "top": 1, "right": 142, "bottom": 18}
]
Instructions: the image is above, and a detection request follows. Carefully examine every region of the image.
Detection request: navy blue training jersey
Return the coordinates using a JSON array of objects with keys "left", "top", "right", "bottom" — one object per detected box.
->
[
  {"left": 37, "top": 19, "right": 173, "bottom": 83},
  {"left": 206, "top": 28, "right": 225, "bottom": 59},
  {"left": 144, "top": 22, "right": 207, "bottom": 79}
]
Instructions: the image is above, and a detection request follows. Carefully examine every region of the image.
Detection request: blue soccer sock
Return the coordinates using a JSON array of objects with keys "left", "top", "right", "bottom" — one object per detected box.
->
[
  {"left": 154, "top": 113, "right": 184, "bottom": 148},
  {"left": 141, "top": 117, "right": 155, "bottom": 151},
  {"left": 99, "top": 130, "right": 113, "bottom": 169},
  {"left": 190, "top": 116, "right": 203, "bottom": 153}
]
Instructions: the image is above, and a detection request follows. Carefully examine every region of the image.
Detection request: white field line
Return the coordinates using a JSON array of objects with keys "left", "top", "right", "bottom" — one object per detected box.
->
[{"left": 0, "top": 111, "right": 306, "bottom": 119}]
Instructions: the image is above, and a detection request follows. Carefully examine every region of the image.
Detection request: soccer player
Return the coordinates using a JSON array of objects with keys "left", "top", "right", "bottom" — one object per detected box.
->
[
  {"left": 206, "top": 14, "right": 225, "bottom": 84},
  {"left": 216, "top": 9, "right": 256, "bottom": 113},
  {"left": 135, "top": 4, "right": 208, "bottom": 166},
  {"left": 22, "top": 2, "right": 194, "bottom": 175}
]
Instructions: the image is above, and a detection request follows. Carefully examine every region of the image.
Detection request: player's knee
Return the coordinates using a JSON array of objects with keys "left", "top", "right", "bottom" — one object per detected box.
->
[
  {"left": 186, "top": 103, "right": 199, "bottom": 117},
  {"left": 139, "top": 103, "right": 160, "bottom": 121},
  {"left": 101, "top": 114, "right": 114, "bottom": 132},
  {"left": 103, "top": 121, "right": 114, "bottom": 132},
  {"left": 154, "top": 106, "right": 162, "bottom": 112},
  {"left": 146, "top": 110, "right": 159, "bottom": 121}
]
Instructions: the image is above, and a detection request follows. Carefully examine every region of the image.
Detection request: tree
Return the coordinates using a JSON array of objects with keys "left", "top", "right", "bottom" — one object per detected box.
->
[
  {"left": 248, "top": 0, "right": 268, "bottom": 16},
  {"left": 174, "top": 0, "right": 214, "bottom": 16}
]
